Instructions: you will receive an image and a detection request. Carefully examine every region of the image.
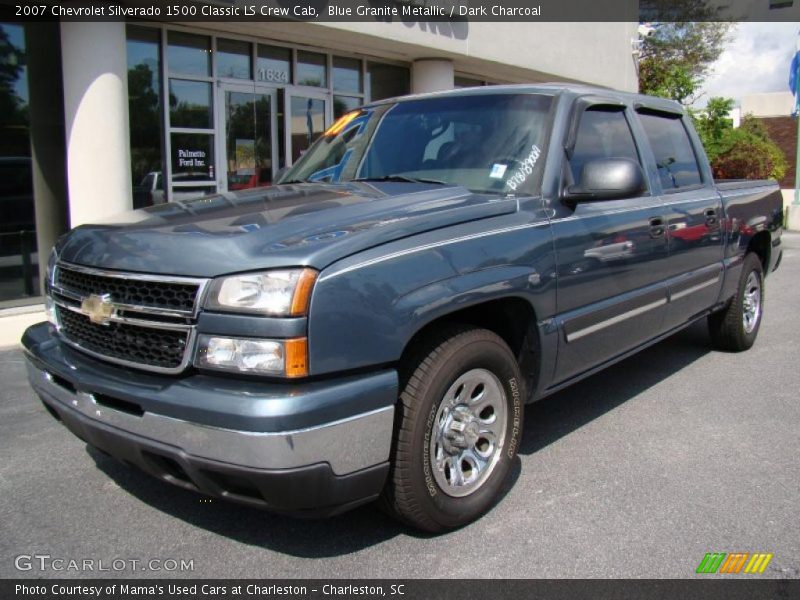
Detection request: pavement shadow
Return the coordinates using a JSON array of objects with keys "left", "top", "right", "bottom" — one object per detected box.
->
[
  {"left": 519, "top": 319, "right": 712, "bottom": 455},
  {"left": 86, "top": 321, "right": 709, "bottom": 556},
  {"left": 88, "top": 445, "right": 411, "bottom": 557},
  {"left": 89, "top": 443, "right": 522, "bottom": 555}
]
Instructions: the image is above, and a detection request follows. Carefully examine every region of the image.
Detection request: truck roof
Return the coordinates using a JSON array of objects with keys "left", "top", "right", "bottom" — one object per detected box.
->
[{"left": 366, "top": 82, "right": 685, "bottom": 115}]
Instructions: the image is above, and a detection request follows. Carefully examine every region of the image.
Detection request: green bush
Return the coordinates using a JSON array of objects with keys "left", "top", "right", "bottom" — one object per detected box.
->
[
  {"left": 710, "top": 117, "right": 788, "bottom": 181},
  {"left": 692, "top": 100, "right": 788, "bottom": 181}
]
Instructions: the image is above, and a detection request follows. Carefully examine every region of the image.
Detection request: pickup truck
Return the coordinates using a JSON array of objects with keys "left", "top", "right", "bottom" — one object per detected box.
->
[{"left": 22, "top": 84, "right": 783, "bottom": 532}]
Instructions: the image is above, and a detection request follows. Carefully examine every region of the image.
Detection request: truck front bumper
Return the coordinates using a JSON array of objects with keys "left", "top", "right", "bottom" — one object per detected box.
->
[{"left": 22, "top": 322, "right": 397, "bottom": 517}]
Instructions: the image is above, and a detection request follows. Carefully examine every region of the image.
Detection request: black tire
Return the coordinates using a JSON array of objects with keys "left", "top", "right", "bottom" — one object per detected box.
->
[
  {"left": 708, "top": 252, "right": 764, "bottom": 352},
  {"left": 381, "top": 325, "right": 525, "bottom": 533}
]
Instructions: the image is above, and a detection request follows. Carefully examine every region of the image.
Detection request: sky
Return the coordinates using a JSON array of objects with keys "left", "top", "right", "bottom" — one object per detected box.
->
[{"left": 697, "top": 22, "right": 799, "bottom": 107}]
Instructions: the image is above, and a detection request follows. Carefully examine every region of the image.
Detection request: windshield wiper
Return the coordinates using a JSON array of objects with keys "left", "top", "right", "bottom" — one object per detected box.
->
[
  {"left": 280, "top": 178, "right": 310, "bottom": 184},
  {"left": 352, "top": 174, "right": 450, "bottom": 186}
]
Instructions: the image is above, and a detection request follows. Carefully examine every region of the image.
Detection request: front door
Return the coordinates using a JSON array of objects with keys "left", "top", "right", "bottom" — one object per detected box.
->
[
  {"left": 218, "top": 83, "right": 278, "bottom": 192},
  {"left": 551, "top": 104, "right": 670, "bottom": 383}
]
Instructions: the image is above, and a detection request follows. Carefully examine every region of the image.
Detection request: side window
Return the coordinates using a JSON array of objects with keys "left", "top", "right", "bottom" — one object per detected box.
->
[
  {"left": 637, "top": 111, "right": 703, "bottom": 191},
  {"left": 570, "top": 107, "right": 640, "bottom": 183}
]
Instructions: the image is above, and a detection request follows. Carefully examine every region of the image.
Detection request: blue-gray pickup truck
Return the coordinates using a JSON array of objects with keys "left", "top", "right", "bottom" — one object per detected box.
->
[{"left": 23, "top": 84, "right": 783, "bottom": 532}]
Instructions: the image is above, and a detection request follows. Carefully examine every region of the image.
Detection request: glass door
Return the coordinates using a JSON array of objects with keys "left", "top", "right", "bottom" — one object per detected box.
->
[
  {"left": 285, "top": 90, "right": 330, "bottom": 166},
  {"left": 218, "top": 82, "right": 278, "bottom": 192}
]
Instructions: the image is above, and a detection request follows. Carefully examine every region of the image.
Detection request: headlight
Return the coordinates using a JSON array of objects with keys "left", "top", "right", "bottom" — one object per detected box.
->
[
  {"left": 195, "top": 335, "right": 308, "bottom": 378},
  {"left": 205, "top": 268, "right": 317, "bottom": 316}
]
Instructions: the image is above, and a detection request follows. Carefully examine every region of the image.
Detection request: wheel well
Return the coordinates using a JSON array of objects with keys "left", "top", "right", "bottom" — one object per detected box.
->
[
  {"left": 747, "top": 231, "right": 771, "bottom": 273},
  {"left": 400, "top": 297, "right": 540, "bottom": 396}
]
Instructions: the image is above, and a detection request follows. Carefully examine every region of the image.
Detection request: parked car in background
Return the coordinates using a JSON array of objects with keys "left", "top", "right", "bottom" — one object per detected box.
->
[
  {"left": 133, "top": 171, "right": 221, "bottom": 208},
  {"left": 132, "top": 171, "right": 165, "bottom": 209}
]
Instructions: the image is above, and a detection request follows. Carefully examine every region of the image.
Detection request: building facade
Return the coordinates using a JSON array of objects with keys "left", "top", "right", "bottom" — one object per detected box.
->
[{"left": 0, "top": 18, "right": 638, "bottom": 307}]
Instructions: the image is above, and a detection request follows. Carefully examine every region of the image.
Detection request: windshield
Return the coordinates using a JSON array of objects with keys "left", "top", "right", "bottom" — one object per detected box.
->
[{"left": 280, "top": 93, "right": 553, "bottom": 195}]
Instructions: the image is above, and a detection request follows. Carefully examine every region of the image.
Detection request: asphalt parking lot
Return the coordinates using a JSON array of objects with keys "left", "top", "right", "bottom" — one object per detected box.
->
[{"left": 2, "top": 234, "right": 799, "bottom": 580}]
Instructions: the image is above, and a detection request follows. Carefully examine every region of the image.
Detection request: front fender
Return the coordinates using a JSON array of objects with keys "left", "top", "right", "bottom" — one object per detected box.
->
[
  {"left": 393, "top": 266, "right": 541, "bottom": 336},
  {"left": 307, "top": 218, "right": 555, "bottom": 376}
]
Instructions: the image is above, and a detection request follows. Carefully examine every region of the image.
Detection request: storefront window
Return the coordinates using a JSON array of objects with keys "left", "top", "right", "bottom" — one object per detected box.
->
[
  {"left": 169, "top": 79, "right": 213, "bottom": 128},
  {"left": 129, "top": 26, "right": 412, "bottom": 202},
  {"left": 297, "top": 51, "right": 327, "bottom": 87},
  {"left": 224, "top": 91, "right": 274, "bottom": 190},
  {"left": 367, "top": 62, "right": 410, "bottom": 101},
  {"left": 170, "top": 133, "right": 215, "bottom": 182},
  {"left": 127, "top": 26, "right": 165, "bottom": 209},
  {"left": 290, "top": 96, "right": 325, "bottom": 162},
  {"left": 168, "top": 32, "right": 211, "bottom": 77},
  {"left": 217, "top": 38, "right": 251, "bottom": 80},
  {"left": 334, "top": 95, "right": 361, "bottom": 119},
  {"left": 333, "top": 56, "right": 362, "bottom": 94},
  {"left": 0, "top": 23, "right": 37, "bottom": 302},
  {"left": 455, "top": 75, "right": 485, "bottom": 88},
  {"left": 276, "top": 89, "right": 286, "bottom": 171},
  {"left": 256, "top": 45, "right": 291, "bottom": 84}
]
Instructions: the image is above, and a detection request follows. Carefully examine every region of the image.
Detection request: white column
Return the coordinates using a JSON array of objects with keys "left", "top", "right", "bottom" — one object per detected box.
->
[
  {"left": 61, "top": 21, "right": 132, "bottom": 227},
  {"left": 411, "top": 59, "right": 454, "bottom": 94}
]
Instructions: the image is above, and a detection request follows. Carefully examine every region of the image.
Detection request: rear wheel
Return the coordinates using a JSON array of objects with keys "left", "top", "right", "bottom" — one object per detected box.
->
[
  {"left": 708, "top": 252, "right": 764, "bottom": 351},
  {"left": 381, "top": 326, "right": 525, "bottom": 532}
]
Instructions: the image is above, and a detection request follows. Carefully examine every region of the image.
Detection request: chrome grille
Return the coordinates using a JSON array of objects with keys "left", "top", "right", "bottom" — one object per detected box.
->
[
  {"left": 56, "top": 263, "right": 202, "bottom": 315},
  {"left": 57, "top": 308, "right": 190, "bottom": 370},
  {"left": 50, "top": 262, "right": 208, "bottom": 374}
]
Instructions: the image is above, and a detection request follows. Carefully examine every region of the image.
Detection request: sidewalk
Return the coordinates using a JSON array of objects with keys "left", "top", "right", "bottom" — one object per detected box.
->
[
  {"left": 781, "top": 229, "right": 800, "bottom": 249},
  {"left": 0, "top": 304, "right": 44, "bottom": 348}
]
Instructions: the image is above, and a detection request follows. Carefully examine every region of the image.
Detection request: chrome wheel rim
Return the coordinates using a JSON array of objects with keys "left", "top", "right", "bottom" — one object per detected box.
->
[
  {"left": 742, "top": 271, "right": 761, "bottom": 334},
  {"left": 430, "top": 368, "right": 508, "bottom": 498}
]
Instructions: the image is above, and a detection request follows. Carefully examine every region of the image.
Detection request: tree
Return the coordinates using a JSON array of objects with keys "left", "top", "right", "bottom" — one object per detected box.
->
[
  {"left": 0, "top": 26, "right": 22, "bottom": 113},
  {"left": 638, "top": 22, "right": 734, "bottom": 105},
  {"left": 0, "top": 25, "right": 30, "bottom": 157},
  {"left": 692, "top": 96, "right": 735, "bottom": 162}
]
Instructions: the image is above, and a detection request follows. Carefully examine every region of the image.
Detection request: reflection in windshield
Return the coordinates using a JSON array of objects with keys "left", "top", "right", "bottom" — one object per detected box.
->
[{"left": 280, "top": 93, "right": 553, "bottom": 195}]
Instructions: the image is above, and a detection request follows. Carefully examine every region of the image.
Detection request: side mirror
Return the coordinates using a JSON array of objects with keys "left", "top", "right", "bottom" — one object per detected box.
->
[{"left": 565, "top": 158, "right": 646, "bottom": 202}]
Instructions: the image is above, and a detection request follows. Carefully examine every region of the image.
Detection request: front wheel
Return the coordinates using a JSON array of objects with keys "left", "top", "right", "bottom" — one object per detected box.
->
[
  {"left": 708, "top": 252, "right": 764, "bottom": 351},
  {"left": 381, "top": 326, "right": 525, "bottom": 532}
]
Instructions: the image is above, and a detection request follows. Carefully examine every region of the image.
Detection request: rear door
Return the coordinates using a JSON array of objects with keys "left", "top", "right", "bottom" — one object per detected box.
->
[
  {"left": 550, "top": 101, "right": 669, "bottom": 383},
  {"left": 634, "top": 108, "right": 724, "bottom": 330}
]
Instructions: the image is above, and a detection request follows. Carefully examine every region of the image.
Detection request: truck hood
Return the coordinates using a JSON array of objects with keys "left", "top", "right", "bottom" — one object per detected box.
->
[{"left": 56, "top": 181, "right": 518, "bottom": 277}]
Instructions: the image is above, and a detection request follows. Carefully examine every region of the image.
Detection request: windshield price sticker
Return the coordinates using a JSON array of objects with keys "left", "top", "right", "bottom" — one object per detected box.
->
[
  {"left": 506, "top": 144, "right": 541, "bottom": 191},
  {"left": 490, "top": 164, "right": 508, "bottom": 179}
]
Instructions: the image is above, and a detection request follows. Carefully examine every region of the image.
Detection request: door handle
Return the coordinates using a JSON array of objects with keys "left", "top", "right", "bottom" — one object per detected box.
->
[
  {"left": 649, "top": 217, "right": 665, "bottom": 238},
  {"left": 705, "top": 208, "right": 718, "bottom": 226}
]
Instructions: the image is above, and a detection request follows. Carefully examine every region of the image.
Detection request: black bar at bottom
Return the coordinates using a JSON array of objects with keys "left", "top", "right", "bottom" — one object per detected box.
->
[{"left": 3, "top": 579, "right": 799, "bottom": 600}]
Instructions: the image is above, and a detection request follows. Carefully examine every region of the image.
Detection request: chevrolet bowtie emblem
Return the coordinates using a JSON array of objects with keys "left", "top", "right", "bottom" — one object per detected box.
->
[{"left": 80, "top": 294, "right": 116, "bottom": 325}]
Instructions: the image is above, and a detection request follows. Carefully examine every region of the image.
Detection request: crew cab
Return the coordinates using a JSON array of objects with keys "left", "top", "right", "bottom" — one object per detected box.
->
[{"left": 22, "top": 85, "right": 783, "bottom": 532}]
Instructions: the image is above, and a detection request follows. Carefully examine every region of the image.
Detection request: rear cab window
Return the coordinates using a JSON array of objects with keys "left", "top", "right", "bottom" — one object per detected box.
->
[{"left": 636, "top": 110, "right": 704, "bottom": 192}]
